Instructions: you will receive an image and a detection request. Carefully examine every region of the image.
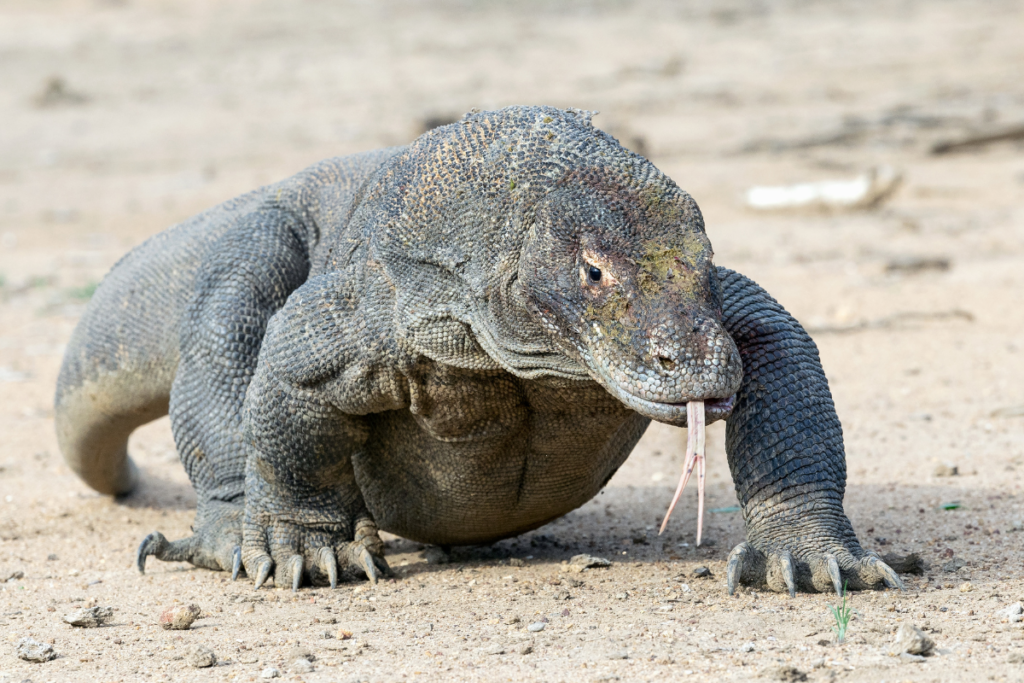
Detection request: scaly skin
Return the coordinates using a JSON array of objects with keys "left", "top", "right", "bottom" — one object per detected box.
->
[{"left": 55, "top": 105, "right": 903, "bottom": 594}]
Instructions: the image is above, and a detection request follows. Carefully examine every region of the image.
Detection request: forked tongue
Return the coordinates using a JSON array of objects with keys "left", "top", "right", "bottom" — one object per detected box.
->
[{"left": 657, "top": 400, "right": 706, "bottom": 545}]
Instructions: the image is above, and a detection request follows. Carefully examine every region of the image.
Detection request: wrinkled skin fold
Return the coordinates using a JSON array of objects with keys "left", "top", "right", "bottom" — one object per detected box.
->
[{"left": 53, "top": 105, "right": 903, "bottom": 595}]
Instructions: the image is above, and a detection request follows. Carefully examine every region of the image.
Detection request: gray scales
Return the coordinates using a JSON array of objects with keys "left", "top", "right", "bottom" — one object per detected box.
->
[{"left": 55, "top": 105, "right": 905, "bottom": 595}]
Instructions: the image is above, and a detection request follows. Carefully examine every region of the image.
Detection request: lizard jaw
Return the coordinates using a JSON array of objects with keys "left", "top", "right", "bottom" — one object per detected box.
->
[{"left": 592, "top": 367, "right": 736, "bottom": 426}]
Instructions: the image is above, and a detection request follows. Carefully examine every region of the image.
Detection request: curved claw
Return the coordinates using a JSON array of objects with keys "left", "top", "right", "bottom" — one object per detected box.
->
[
  {"left": 825, "top": 554, "right": 843, "bottom": 596},
  {"left": 253, "top": 559, "right": 273, "bottom": 590},
  {"left": 726, "top": 542, "right": 749, "bottom": 596},
  {"left": 359, "top": 548, "right": 379, "bottom": 585},
  {"left": 136, "top": 531, "right": 168, "bottom": 574},
  {"left": 875, "top": 559, "right": 905, "bottom": 592},
  {"left": 288, "top": 555, "right": 303, "bottom": 592},
  {"left": 231, "top": 546, "right": 242, "bottom": 581},
  {"left": 779, "top": 551, "right": 797, "bottom": 598},
  {"left": 318, "top": 547, "right": 338, "bottom": 589}
]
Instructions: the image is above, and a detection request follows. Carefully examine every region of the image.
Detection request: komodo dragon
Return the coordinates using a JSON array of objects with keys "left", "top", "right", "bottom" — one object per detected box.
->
[{"left": 55, "top": 105, "right": 905, "bottom": 596}]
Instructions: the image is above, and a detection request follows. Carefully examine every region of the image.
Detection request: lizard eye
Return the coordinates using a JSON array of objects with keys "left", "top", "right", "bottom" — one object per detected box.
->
[{"left": 587, "top": 265, "right": 602, "bottom": 284}]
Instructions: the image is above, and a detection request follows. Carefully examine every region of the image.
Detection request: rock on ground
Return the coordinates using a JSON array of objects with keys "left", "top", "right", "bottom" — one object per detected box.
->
[
  {"left": 889, "top": 623, "right": 935, "bottom": 656},
  {"left": 186, "top": 645, "right": 217, "bottom": 668},
  {"left": 63, "top": 605, "right": 114, "bottom": 627},
  {"left": 16, "top": 637, "right": 57, "bottom": 663},
  {"left": 159, "top": 604, "right": 202, "bottom": 630}
]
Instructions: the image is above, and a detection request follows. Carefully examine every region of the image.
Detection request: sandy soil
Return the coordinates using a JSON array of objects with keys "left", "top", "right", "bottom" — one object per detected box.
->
[{"left": 1, "top": 1, "right": 1024, "bottom": 681}]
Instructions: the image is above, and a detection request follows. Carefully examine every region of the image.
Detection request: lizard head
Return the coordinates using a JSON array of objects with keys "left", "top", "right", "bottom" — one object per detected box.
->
[{"left": 519, "top": 180, "right": 743, "bottom": 427}]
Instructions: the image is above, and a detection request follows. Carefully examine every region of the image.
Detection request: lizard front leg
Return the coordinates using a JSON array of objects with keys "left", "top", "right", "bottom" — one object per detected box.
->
[
  {"left": 239, "top": 273, "right": 401, "bottom": 589},
  {"left": 718, "top": 267, "right": 904, "bottom": 596},
  {"left": 137, "top": 208, "right": 310, "bottom": 577}
]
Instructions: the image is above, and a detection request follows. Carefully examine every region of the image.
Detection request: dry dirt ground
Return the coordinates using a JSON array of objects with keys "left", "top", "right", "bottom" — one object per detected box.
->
[{"left": 2, "top": 1, "right": 1024, "bottom": 681}]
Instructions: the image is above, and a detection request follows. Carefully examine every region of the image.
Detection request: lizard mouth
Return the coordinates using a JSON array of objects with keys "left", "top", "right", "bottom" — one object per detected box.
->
[{"left": 592, "top": 366, "right": 736, "bottom": 426}]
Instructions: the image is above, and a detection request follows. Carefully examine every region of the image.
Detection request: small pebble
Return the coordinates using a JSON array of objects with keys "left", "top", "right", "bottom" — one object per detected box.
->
[
  {"left": 527, "top": 622, "right": 546, "bottom": 632},
  {"left": 740, "top": 641, "right": 755, "bottom": 652},
  {"left": 959, "top": 582, "right": 973, "bottom": 593},
  {"left": 16, "top": 637, "right": 56, "bottom": 663},
  {"left": 693, "top": 566, "right": 712, "bottom": 579},
  {"left": 508, "top": 558, "right": 525, "bottom": 567},
  {"left": 160, "top": 604, "right": 201, "bottom": 630},
  {"left": 606, "top": 648, "right": 629, "bottom": 660},
  {"left": 519, "top": 643, "right": 533, "bottom": 655},
  {"left": 995, "top": 602, "right": 1023, "bottom": 623},
  {"left": 889, "top": 623, "right": 935, "bottom": 656},
  {"left": 772, "top": 666, "right": 807, "bottom": 682},
  {"left": 291, "top": 658, "right": 314, "bottom": 673},
  {"left": 288, "top": 645, "right": 314, "bottom": 662},
  {"left": 186, "top": 645, "right": 217, "bottom": 668},
  {"left": 336, "top": 628, "right": 354, "bottom": 640},
  {"left": 934, "top": 463, "right": 958, "bottom": 477},
  {"left": 421, "top": 546, "right": 450, "bottom": 565},
  {"left": 63, "top": 606, "right": 114, "bottom": 628},
  {"left": 260, "top": 666, "right": 281, "bottom": 679},
  {"left": 567, "top": 554, "right": 611, "bottom": 573}
]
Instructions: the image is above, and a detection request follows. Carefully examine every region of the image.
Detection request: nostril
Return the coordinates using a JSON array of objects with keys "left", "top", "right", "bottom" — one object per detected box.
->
[{"left": 657, "top": 356, "right": 676, "bottom": 372}]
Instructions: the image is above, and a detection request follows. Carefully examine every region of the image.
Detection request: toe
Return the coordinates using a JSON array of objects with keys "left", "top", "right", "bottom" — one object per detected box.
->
[
  {"left": 316, "top": 548, "right": 338, "bottom": 589},
  {"left": 856, "top": 554, "right": 906, "bottom": 591},
  {"left": 726, "top": 542, "right": 767, "bottom": 595}
]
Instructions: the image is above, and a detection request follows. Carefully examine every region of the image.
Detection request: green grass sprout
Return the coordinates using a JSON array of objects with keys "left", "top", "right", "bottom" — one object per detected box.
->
[{"left": 829, "top": 580, "right": 852, "bottom": 644}]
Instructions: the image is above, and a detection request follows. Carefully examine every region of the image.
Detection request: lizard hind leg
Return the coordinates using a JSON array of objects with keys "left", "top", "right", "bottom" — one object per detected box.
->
[{"left": 136, "top": 501, "right": 243, "bottom": 576}]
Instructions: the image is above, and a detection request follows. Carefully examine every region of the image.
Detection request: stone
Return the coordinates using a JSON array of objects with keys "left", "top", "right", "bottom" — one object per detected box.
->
[
  {"left": 941, "top": 558, "right": 966, "bottom": 573},
  {"left": 16, "top": 637, "right": 56, "bottom": 663},
  {"left": 159, "top": 604, "right": 201, "bottom": 630},
  {"left": 518, "top": 643, "right": 533, "bottom": 655},
  {"left": 527, "top": 622, "right": 546, "bottom": 632},
  {"left": 934, "top": 463, "right": 958, "bottom": 477},
  {"left": 889, "top": 623, "right": 935, "bottom": 656},
  {"left": 740, "top": 641, "right": 755, "bottom": 652},
  {"left": 996, "top": 602, "right": 1024, "bottom": 623},
  {"left": 291, "top": 658, "right": 314, "bottom": 673},
  {"left": 899, "top": 652, "right": 927, "bottom": 663},
  {"left": 959, "top": 582, "right": 973, "bottom": 593},
  {"left": 336, "top": 628, "right": 354, "bottom": 640},
  {"left": 692, "top": 566, "right": 712, "bottom": 579},
  {"left": 260, "top": 666, "right": 281, "bottom": 678},
  {"left": 186, "top": 645, "right": 217, "bottom": 668},
  {"left": 567, "top": 554, "right": 611, "bottom": 573},
  {"left": 606, "top": 648, "right": 629, "bottom": 660},
  {"left": 421, "top": 546, "right": 450, "bottom": 565},
  {"left": 772, "top": 666, "right": 807, "bottom": 681},
  {"left": 63, "top": 606, "right": 114, "bottom": 627}
]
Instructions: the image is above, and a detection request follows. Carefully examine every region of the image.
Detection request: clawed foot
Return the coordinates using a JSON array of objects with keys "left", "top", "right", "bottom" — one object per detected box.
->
[
  {"left": 242, "top": 517, "right": 390, "bottom": 591},
  {"left": 137, "top": 501, "right": 243, "bottom": 576},
  {"left": 726, "top": 541, "right": 905, "bottom": 597}
]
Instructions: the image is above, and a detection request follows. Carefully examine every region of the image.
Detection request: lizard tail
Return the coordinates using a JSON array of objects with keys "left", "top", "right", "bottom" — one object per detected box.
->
[{"left": 55, "top": 226, "right": 199, "bottom": 495}]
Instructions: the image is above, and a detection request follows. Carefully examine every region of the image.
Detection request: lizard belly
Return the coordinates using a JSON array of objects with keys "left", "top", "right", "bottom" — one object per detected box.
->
[{"left": 352, "top": 369, "right": 649, "bottom": 545}]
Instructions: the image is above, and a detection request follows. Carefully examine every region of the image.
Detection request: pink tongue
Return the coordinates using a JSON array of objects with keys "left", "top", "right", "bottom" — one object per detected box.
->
[{"left": 658, "top": 400, "right": 706, "bottom": 545}]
